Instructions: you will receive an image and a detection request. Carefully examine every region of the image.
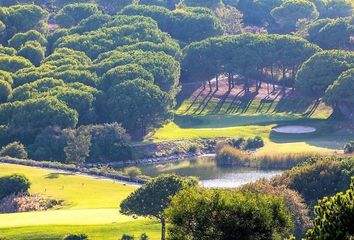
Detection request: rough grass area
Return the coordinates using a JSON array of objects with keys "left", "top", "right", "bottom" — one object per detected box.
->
[
  {"left": 0, "top": 164, "right": 160, "bottom": 240},
  {"left": 152, "top": 83, "right": 351, "bottom": 154}
]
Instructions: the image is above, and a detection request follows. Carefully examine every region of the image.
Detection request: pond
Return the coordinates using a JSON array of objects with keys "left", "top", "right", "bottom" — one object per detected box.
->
[{"left": 137, "top": 156, "right": 283, "bottom": 188}]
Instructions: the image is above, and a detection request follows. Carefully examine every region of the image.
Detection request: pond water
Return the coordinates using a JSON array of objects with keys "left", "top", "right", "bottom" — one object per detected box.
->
[{"left": 138, "top": 156, "right": 283, "bottom": 188}]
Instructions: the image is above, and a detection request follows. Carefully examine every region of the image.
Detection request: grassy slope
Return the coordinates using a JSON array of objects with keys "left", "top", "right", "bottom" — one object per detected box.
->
[
  {"left": 153, "top": 96, "right": 352, "bottom": 154},
  {"left": 0, "top": 164, "right": 160, "bottom": 240}
]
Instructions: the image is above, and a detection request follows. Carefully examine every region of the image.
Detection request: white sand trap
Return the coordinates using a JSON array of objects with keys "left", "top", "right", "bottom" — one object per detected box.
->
[{"left": 273, "top": 125, "right": 316, "bottom": 134}]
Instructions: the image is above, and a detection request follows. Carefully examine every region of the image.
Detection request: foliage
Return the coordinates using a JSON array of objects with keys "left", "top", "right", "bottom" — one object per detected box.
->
[
  {"left": 18, "top": 41, "right": 45, "bottom": 66},
  {"left": 0, "top": 97, "right": 78, "bottom": 130},
  {"left": 0, "top": 70, "right": 13, "bottom": 84},
  {"left": 124, "top": 167, "right": 142, "bottom": 179},
  {"left": 0, "top": 4, "right": 48, "bottom": 41},
  {"left": 165, "top": 187, "right": 294, "bottom": 240},
  {"left": 8, "top": 30, "right": 47, "bottom": 50},
  {"left": 182, "top": 33, "right": 320, "bottom": 90},
  {"left": 104, "top": 79, "right": 174, "bottom": 136},
  {"left": 272, "top": 157, "right": 353, "bottom": 207},
  {"left": 271, "top": 0, "right": 319, "bottom": 33},
  {"left": 29, "top": 126, "right": 68, "bottom": 162},
  {"left": 296, "top": 50, "right": 354, "bottom": 98},
  {"left": 183, "top": 0, "right": 222, "bottom": 9},
  {"left": 122, "top": 5, "right": 223, "bottom": 44},
  {"left": 81, "top": 123, "right": 132, "bottom": 163},
  {"left": 214, "top": 5, "right": 243, "bottom": 35},
  {"left": 100, "top": 64, "right": 154, "bottom": 90},
  {"left": 0, "top": 174, "right": 31, "bottom": 200},
  {"left": 55, "top": 3, "right": 101, "bottom": 28},
  {"left": 64, "top": 128, "right": 91, "bottom": 166},
  {"left": 0, "top": 141, "right": 28, "bottom": 159},
  {"left": 0, "top": 54, "right": 33, "bottom": 73},
  {"left": 306, "top": 17, "right": 353, "bottom": 50},
  {"left": 324, "top": 68, "right": 354, "bottom": 111},
  {"left": 305, "top": 177, "right": 354, "bottom": 240},
  {"left": 120, "top": 174, "right": 198, "bottom": 240},
  {"left": 62, "top": 234, "right": 88, "bottom": 240},
  {"left": 0, "top": 79, "right": 11, "bottom": 102},
  {"left": 121, "top": 234, "right": 134, "bottom": 240},
  {"left": 344, "top": 141, "right": 354, "bottom": 154},
  {"left": 241, "top": 180, "right": 311, "bottom": 238}
]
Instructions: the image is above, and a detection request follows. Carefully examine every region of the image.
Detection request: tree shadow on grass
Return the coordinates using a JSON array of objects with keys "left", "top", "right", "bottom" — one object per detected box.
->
[
  {"left": 226, "top": 91, "right": 257, "bottom": 114},
  {"left": 193, "top": 89, "right": 218, "bottom": 115},
  {"left": 46, "top": 172, "right": 74, "bottom": 179}
]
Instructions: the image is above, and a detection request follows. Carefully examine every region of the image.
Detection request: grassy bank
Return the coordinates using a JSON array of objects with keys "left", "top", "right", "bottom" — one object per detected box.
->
[{"left": 0, "top": 163, "right": 160, "bottom": 240}]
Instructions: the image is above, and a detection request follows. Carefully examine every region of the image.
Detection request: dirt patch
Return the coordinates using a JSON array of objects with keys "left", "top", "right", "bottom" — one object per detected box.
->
[
  {"left": 186, "top": 77, "right": 296, "bottom": 102},
  {"left": 272, "top": 126, "right": 317, "bottom": 134}
]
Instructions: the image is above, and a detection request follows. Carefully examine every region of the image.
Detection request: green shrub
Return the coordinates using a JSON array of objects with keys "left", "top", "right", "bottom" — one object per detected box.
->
[
  {"left": 344, "top": 141, "right": 354, "bottom": 154},
  {"left": 273, "top": 157, "right": 352, "bottom": 207},
  {"left": 0, "top": 141, "right": 28, "bottom": 159},
  {"left": 121, "top": 234, "right": 134, "bottom": 240},
  {"left": 166, "top": 187, "right": 294, "bottom": 240},
  {"left": 124, "top": 167, "right": 142, "bottom": 179},
  {"left": 245, "top": 136, "right": 264, "bottom": 149},
  {"left": 0, "top": 174, "right": 31, "bottom": 200},
  {"left": 62, "top": 234, "right": 88, "bottom": 240},
  {"left": 305, "top": 177, "right": 354, "bottom": 240},
  {"left": 228, "top": 136, "right": 264, "bottom": 150}
]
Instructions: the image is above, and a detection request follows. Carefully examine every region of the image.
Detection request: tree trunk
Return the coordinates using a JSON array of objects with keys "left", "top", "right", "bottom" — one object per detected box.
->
[
  {"left": 161, "top": 217, "right": 166, "bottom": 240},
  {"left": 271, "top": 65, "right": 275, "bottom": 91},
  {"left": 215, "top": 75, "right": 219, "bottom": 91},
  {"left": 208, "top": 79, "right": 212, "bottom": 92}
]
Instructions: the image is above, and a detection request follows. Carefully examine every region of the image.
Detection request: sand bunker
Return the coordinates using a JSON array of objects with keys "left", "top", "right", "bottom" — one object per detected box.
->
[{"left": 273, "top": 125, "right": 316, "bottom": 134}]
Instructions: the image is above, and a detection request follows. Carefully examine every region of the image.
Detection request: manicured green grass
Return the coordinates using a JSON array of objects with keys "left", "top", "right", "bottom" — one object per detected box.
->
[
  {"left": 152, "top": 96, "right": 351, "bottom": 154},
  {"left": 0, "top": 164, "right": 161, "bottom": 240}
]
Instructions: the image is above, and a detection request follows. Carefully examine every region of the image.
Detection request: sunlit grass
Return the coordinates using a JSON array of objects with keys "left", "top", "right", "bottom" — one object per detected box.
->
[{"left": 0, "top": 164, "right": 161, "bottom": 240}]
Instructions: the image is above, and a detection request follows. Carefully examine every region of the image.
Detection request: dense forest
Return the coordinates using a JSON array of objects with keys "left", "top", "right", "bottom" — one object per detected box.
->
[{"left": 0, "top": 0, "right": 353, "bottom": 165}]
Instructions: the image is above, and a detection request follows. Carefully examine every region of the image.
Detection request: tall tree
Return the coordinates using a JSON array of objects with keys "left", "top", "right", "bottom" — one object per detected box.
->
[{"left": 120, "top": 175, "right": 198, "bottom": 240}]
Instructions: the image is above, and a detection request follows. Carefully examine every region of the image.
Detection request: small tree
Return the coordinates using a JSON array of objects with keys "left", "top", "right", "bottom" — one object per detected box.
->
[
  {"left": 120, "top": 175, "right": 198, "bottom": 240},
  {"left": 0, "top": 174, "right": 31, "bottom": 200},
  {"left": 64, "top": 128, "right": 91, "bottom": 166},
  {"left": 0, "top": 141, "right": 28, "bottom": 159}
]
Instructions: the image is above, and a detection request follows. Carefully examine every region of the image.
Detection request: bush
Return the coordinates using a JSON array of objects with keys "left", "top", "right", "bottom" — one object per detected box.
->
[
  {"left": 272, "top": 157, "right": 353, "bottom": 207},
  {"left": 139, "top": 233, "right": 148, "bottom": 240},
  {"left": 215, "top": 145, "right": 251, "bottom": 167},
  {"left": 121, "top": 234, "right": 134, "bottom": 240},
  {"left": 62, "top": 234, "right": 88, "bottom": 240},
  {"left": 228, "top": 136, "right": 264, "bottom": 150},
  {"left": 0, "top": 141, "right": 28, "bottom": 159},
  {"left": 245, "top": 136, "right": 264, "bottom": 149},
  {"left": 344, "top": 141, "right": 354, "bottom": 154},
  {"left": 241, "top": 180, "right": 311, "bottom": 239},
  {"left": 124, "top": 167, "right": 142, "bottom": 179},
  {"left": 0, "top": 174, "right": 31, "bottom": 200},
  {"left": 166, "top": 187, "right": 294, "bottom": 240},
  {"left": 0, "top": 80, "right": 11, "bottom": 103},
  {"left": 305, "top": 177, "right": 354, "bottom": 240}
]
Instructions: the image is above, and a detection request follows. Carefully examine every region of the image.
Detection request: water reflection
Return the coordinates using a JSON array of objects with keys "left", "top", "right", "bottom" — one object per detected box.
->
[{"left": 138, "top": 156, "right": 283, "bottom": 188}]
